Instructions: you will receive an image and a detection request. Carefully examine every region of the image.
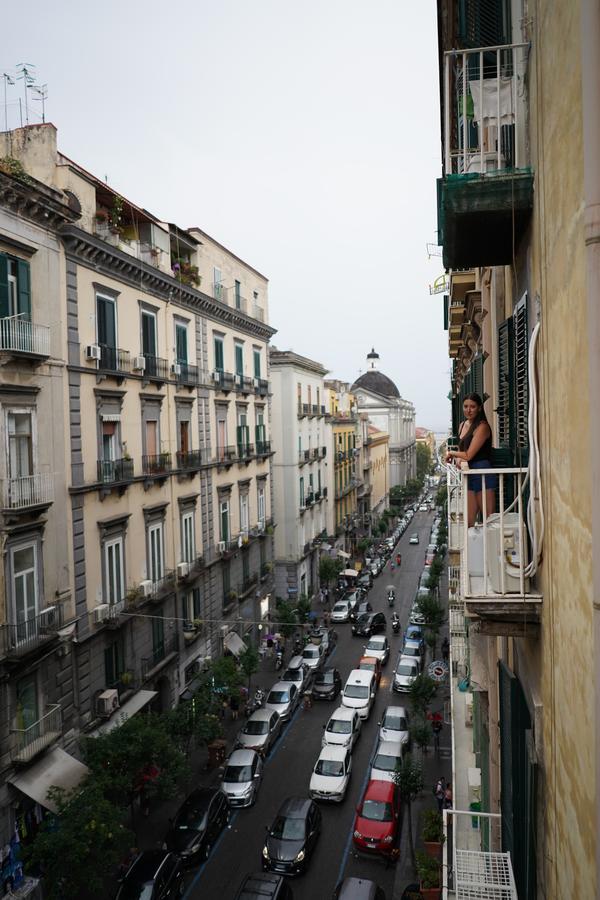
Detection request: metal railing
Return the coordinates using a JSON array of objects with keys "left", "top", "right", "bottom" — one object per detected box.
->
[
  {"left": 142, "top": 453, "right": 172, "bottom": 476},
  {"left": 174, "top": 361, "right": 199, "bottom": 385},
  {"left": 255, "top": 378, "right": 269, "bottom": 396},
  {"left": 151, "top": 569, "right": 176, "bottom": 597},
  {"left": 141, "top": 633, "right": 178, "bottom": 680},
  {"left": 12, "top": 704, "right": 62, "bottom": 763},
  {"left": 176, "top": 449, "right": 203, "bottom": 470},
  {"left": 303, "top": 403, "right": 310, "bottom": 415},
  {"left": 297, "top": 403, "right": 306, "bottom": 417},
  {"left": 1, "top": 472, "right": 54, "bottom": 508},
  {"left": 251, "top": 304, "right": 265, "bottom": 322},
  {"left": 217, "top": 446, "right": 237, "bottom": 464},
  {"left": 444, "top": 42, "right": 530, "bottom": 176},
  {"left": 256, "top": 440, "right": 271, "bottom": 456},
  {"left": 1, "top": 604, "right": 63, "bottom": 657},
  {"left": 99, "top": 344, "right": 130, "bottom": 372},
  {"left": 97, "top": 458, "right": 134, "bottom": 484},
  {"left": 142, "top": 353, "right": 169, "bottom": 379},
  {"left": 237, "top": 443, "right": 254, "bottom": 461},
  {"left": 0, "top": 317, "right": 50, "bottom": 356},
  {"left": 238, "top": 573, "right": 258, "bottom": 595}
]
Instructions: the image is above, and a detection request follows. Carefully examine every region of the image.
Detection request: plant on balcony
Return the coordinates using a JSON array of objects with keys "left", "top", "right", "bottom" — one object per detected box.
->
[
  {"left": 172, "top": 257, "right": 201, "bottom": 287},
  {"left": 119, "top": 670, "right": 134, "bottom": 687},
  {"left": 108, "top": 195, "right": 124, "bottom": 232},
  {"left": 125, "top": 585, "right": 143, "bottom": 606},
  {"left": 226, "top": 589, "right": 238, "bottom": 603},
  {"left": 415, "top": 850, "right": 441, "bottom": 895},
  {"left": 94, "top": 209, "right": 108, "bottom": 224},
  {"left": 266, "top": 524, "right": 274, "bottom": 535},
  {"left": 0, "top": 156, "right": 32, "bottom": 184},
  {"left": 421, "top": 809, "right": 445, "bottom": 859}
]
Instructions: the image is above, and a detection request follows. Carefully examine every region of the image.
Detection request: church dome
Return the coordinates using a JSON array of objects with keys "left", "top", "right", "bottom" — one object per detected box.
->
[{"left": 352, "top": 348, "right": 400, "bottom": 398}]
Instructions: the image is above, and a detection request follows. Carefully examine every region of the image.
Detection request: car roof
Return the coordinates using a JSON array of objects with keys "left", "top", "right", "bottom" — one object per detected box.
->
[
  {"left": 359, "top": 656, "right": 380, "bottom": 666},
  {"left": 398, "top": 655, "right": 418, "bottom": 667},
  {"left": 129, "top": 850, "right": 171, "bottom": 879},
  {"left": 319, "top": 744, "right": 347, "bottom": 760},
  {"left": 247, "top": 708, "right": 275, "bottom": 721},
  {"left": 404, "top": 639, "right": 422, "bottom": 650},
  {"left": 287, "top": 655, "right": 305, "bottom": 668},
  {"left": 269, "top": 681, "right": 295, "bottom": 692},
  {"left": 346, "top": 668, "right": 374, "bottom": 684},
  {"left": 367, "top": 634, "right": 386, "bottom": 644},
  {"left": 383, "top": 704, "right": 408, "bottom": 717},
  {"left": 317, "top": 666, "right": 339, "bottom": 677},
  {"left": 303, "top": 643, "right": 320, "bottom": 651},
  {"left": 329, "top": 705, "right": 355, "bottom": 720},
  {"left": 177, "top": 787, "right": 220, "bottom": 812},
  {"left": 277, "top": 796, "right": 313, "bottom": 818},
  {"left": 228, "top": 748, "right": 259, "bottom": 764},
  {"left": 363, "top": 779, "right": 396, "bottom": 801},
  {"left": 375, "top": 739, "right": 404, "bottom": 755},
  {"left": 236, "top": 871, "right": 286, "bottom": 897}
]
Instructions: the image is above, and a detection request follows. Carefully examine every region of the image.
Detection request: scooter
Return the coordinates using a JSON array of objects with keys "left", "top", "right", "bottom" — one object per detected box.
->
[
  {"left": 392, "top": 613, "right": 401, "bottom": 634},
  {"left": 245, "top": 687, "right": 265, "bottom": 717},
  {"left": 293, "top": 637, "right": 302, "bottom": 656},
  {"left": 387, "top": 590, "right": 395, "bottom": 607},
  {"left": 274, "top": 650, "right": 283, "bottom": 670}
]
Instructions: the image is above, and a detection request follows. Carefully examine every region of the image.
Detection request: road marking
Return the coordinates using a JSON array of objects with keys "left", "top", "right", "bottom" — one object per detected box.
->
[{"left": 182, "top": 809, "right": 240, "bottom": 898}]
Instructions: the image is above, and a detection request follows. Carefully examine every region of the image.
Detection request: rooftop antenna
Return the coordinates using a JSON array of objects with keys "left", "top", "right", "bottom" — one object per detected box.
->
[
  {"left": 2, "top": 73, "right": 15, "bottom": 133},
  {"left": 28, "top": 82, "right": 47, "bottom": 123},
  {"left": 16, "top": 63, "right": 36, "bottom": 125}
]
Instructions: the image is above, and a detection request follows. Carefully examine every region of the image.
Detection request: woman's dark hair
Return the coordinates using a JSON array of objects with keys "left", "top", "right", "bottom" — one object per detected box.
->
[{"left": 461, "top": 393, "right": 490, "bottom": 443}]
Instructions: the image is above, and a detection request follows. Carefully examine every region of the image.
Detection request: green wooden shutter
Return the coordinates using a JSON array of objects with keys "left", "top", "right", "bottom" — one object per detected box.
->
[
  {"left": 17, "top": 259, "right": 31, "bottom": 320},
  {"left": 214, "top": 338, "right": 224, "bottom": 371},
  {"left": 443, "top": 294, "right": 449, "bottom": 331},
  {"left": 497, "top": 318, "right": 514, "bottom": 450},
  {"left": 235, "top": 343, "right": 243, "bottom": 375},
  {"left": 192, "top": 588, "right": 201, "bottom": 618},
  {"left": 0, "top": 254, "right": 9, "bottom": 318},
  {"left": 175, "top": 324, "right": 187, "bottom": 363},
  {"left": 513, "top": 296, "right": 529, "bottom": 462}
]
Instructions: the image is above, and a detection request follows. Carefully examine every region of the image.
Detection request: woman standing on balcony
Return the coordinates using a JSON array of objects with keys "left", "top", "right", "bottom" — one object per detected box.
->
[{"left": 445, "top": 393, "right": 497, "bottom": 526}]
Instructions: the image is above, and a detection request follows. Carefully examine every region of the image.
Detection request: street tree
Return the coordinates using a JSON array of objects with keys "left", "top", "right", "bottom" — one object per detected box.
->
[
  {"left": 319, "top": 555, "right": 342, "bottom": 590},
  {"left": 275, "top": 599, "right": 298, "bottom": 638},
  {"left": 416, "top": 594, "right": 446, "bottom": 633},
  {"left": 165, "top": 688, "right": 222, "bottom": 756},
  {"left": 296, "top": 593, "right": 312, "bottom": 624},
  {"left": 393, "top": 754, "right": 424, "bottom": 869},
  {"left": 239, "top": 645, "right": 260, "bottom": 690},
  {"left": 416, "top": 442, "right": 432, "bottom": 480},
  {"left": 407, "top": 673, "right": 438, "bottom": 716},
  {"left": 409, "top": 713, "right": 433, "bottom": 756},
  {"left": 211, "top": 655, "right": 242, "bottom": 695},
  {"left": 28, "top": 780, "right": 132, "bottom": 900}
]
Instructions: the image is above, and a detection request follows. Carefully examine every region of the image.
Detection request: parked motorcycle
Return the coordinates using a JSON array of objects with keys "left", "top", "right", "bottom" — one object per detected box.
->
[
  {"left": 245, "top": 687, "right": 265, "bottom": 717},
  {"left": 274, "top": 650, "right": 283, "bottom": 670}
]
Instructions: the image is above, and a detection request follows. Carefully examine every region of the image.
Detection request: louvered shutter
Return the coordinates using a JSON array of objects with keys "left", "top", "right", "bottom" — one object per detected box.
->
[
  {"left": 513, "top": 296, "right": 529, "bottom": 461},
  {"left": 458, "top": 0, "right": 508, "bottom": 47},
  {"left": 0, "top": 254, "right": 8, "bottom": 318},
  {"left": 17, "top": 259, "right": 31, "bottom": 320},
  {"left": 497, "top": 317, "right": 514, "bottom": 449}
]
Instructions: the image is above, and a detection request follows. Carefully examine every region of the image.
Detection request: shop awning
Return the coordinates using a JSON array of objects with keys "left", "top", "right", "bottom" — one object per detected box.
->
[
  {"left": 89, "top": 690, "right": 157, "bottom": 737},
  {"left": 8, "top": 748, "right": 89, "bottom": 813},
  {"left": 223, "top": 631, "right": 246, "bottom": 657},
  {"left": 337, "top": 550, "right": 350, "bottom": 559}
]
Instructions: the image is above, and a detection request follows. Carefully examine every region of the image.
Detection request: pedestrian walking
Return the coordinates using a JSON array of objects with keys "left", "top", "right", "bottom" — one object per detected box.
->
[
  {"left": 324, "top": 608, "right": 331, "bottom": 627},
  {"left": 441, "top": 637, "right": 450, "bottom": 662},
  {"left": 434, "top": 777, "right": 446, "bottom": 813},
  {"left": 220, "top": 697, "right": 229, "bottom": 720},
  {"left": 230, "top": 693, "right": 240, "bottom": 721},
  {"left": 443, "top": 784, "right": 453, "bottom": 810}
]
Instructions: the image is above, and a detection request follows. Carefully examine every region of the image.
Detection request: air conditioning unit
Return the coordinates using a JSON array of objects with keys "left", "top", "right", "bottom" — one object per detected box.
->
[
  {"left": 217, "top": 541, "right": 227, "bottom": 553},
  {"left": 257, "top": 522, "right": 265, "bottom": 533},
  {"left": 96, "top": 688, "right": 120, "bottom": 718},
  {"left": 234, "top": 375, "right": 242, "bottom": 386},
  {"left": 86, "top": 344, "right": 101, "bottom": 361},
  {"left": 133, "top": 355, "right": 146, "bottom": 372},
  {"left": 171, "top": 363, "right": 182, "bottom": 376},
  {"left": 140, "top": 579, "right": 153, "bottom": 597},
  {"left": 485, "top": 512, "right": 530, "bottom": 593},
  {"left": 93, "top": 603, "right": 110, "bottom": 624},
  {"left": 38, "top": 606, "right": 57, "bottom": 630},
  {"left": 177, "top": 562, "right": 190, "bottom": 578},
  {"left": 212, "top": 370, "right": 222, "bottom": 383},
  {"left": 253, "top": 377, "right": 260, "bottom": 388}
]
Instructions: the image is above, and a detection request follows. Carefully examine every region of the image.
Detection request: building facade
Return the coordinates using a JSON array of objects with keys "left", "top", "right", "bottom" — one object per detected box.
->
[
  {"left": 436, "top": 2, "right": 598, "bottom": 897},
  {"left": 269, "top": 350, "right": 333, "bottom": 601},
  {"left": 325, "top": 381, "right": 360, "bottom": 553},
  {"left": 351, "top": 349, "right": 416, "bottom": 487}
]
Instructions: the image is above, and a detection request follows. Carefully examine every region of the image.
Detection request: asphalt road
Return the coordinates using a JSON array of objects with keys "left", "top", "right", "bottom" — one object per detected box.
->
[{"left": 183, "top": 507, "right": 440, "bottom": 900}]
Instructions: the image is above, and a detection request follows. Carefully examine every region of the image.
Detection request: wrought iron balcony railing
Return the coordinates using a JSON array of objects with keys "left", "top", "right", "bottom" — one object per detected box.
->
[
  {"left": 1, "top": 604, "right": 63, "bottom": 657},
  {"left": 99, "top": 344, "right": 130, "bottom": 372},
  {"left": 142, "top": 453, "right": 172, "bottom": 476},
  {"left": 97, "top": 458, "right": 134, "bottom": 484},
  {"left": 11, "top": 704, "right": 62, "bottom": 764},
  {"left": 0, "top": 317, "right": 50, "bottom": 356},
  {"left": 1, "top": 472, "right": 54, "bottom": 509},
  {"left": 142, "top": 353, "right": 169, "bottom": 379},
  {"left": 176, "top": 449, "right": 203, "bottom": 470}
]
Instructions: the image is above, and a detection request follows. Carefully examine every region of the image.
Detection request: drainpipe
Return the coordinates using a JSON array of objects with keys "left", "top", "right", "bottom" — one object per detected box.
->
[{"left": 580, "top": 0, "right": 600, "bottom": 889}]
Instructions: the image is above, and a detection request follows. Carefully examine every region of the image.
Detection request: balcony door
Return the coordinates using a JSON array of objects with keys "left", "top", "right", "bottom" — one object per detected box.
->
[
  {"left": 240, "top": 493, "right": 249, "bottom": 534},
  {"left": 141, "top": 310, "right": 158, "bottom": 375},
  {"left": 179, "top": 419, "right": 190, "bottom": 456},
  {"left": 175, "top": 322, "right": 188, "bottom": 364},
  {"left": 146, "top": 420, "right": 158, "bottom": 459},
  {"left": 217, "top": 416, "right": 227, "bottom": 461},
  {"left": 258, "top": 487, "right": 265, "bottom": 525},
  {"left": 12, "top": 543, "right": 38, "bottom": 642},
  {"left": 105, "top": 537, "right": 124, "bottom": 606},
  {"left": 8, "top": 411, "right": 33, "bottom": 483},
  {"left": 148, "top": 523, "right": 165, "bottom": 584},
  {"left": 15, "top": 673, "right": 39, "bottom": 732},
  {"left": 97, "top": 294, "right": 117, "bottom": 368}
]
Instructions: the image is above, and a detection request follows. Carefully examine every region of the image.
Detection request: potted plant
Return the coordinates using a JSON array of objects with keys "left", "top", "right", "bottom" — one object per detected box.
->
[
  {"left": 415, "top": 850, "right": 441, "bottom": 899},
  {"left": 119, "top": 670, "right": 133, "bottom": 687},
  {"left": 226, "top": 590, "right": 238, "bottom": 603},
  {"left": 183, "top": 621, "right": 198, "bottom": 641},
  {"left": 421, "top": 809, "right": 445, "bottom": 858}
]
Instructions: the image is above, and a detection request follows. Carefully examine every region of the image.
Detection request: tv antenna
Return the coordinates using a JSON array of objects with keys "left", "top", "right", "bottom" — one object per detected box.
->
[
  {"left": 426, "top": 243, "right": 442, "bottom": 259},
  {"left": 2, "top": 73, "right": 15, "bottom": 133},
  {"left": 16, "top": 63, "right": 36, "bottom": 125},
  {"left": 28, "top": 83, "right": 47, "bottom": 123}
]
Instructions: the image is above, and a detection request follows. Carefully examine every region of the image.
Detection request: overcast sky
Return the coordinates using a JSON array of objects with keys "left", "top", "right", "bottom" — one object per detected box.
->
[{"left": 4, "top": 0, "right": 449, "bottom": 431}]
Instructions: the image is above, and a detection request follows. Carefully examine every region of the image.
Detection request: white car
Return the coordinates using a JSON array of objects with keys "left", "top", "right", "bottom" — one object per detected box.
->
[
  {"left": 363, "top": 635, "right": 390, "bottom": 666},
  {"left": 341, "top": 669, "right": 376, "bottom": 720},
  {"left": 409, "top": 533, "right": 420, "bottom": 545},
  {"left": 331, "top": 600, "right": 351, "bottom": 623},
  {"left": 370, "top": 740, "right": 404, "bottom": 782},
  {"left": 419, "top": 504, "right": 428, "bottom": 511},
  {"left": 378, "top": 705, "right": 410, "bottom": 746},
  {"left": 409, "top": 605, "right": 427, "bottom": 626},
  {"left": 302, "top": 643, "right": 324, "bottom": 671},
  {"left": 309, "top": 745, "right": 352, "bottom": 802},
  {"left": 401, "top": 639, "right": 424, "bottom": 672},
  {"left": 322, "top": 706, "right": 362, "bottom": 749},
  {"left": 393, "top": 656, "right": 419, "bottom": 693}
]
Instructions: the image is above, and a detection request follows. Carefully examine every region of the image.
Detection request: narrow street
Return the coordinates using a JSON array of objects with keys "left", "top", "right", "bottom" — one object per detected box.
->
[{"left": 182, "top": 506, "right": 450, "bottom": 899}]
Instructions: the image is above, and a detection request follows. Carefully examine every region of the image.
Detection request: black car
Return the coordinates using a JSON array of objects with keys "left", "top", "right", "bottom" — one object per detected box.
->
[
  {"left": 350, "top": 601, "right": 373, "bottom": 623},
  {"left": 312, "top": 668, "right": 342, "bottom": 701},
  {"left": 333, "top": 877, "right": 386, "bottom": 900},
  {"left": 357, "top": 573, "right": 373, "bottom": 590},
  {"left": 116, "top": 850, "right": 184, "bottom": 900},
  {"left": 163, "top": 787, "right": 230, "bottom": 864},
  {"left": 352, "top": 611, "right": 386, "bottom": 638},
  {"left": 262, "top": 797, "right": 322, "bottom": 875},
  {"left": 235, "top": 872, "right": 294, "bottom": 899}
]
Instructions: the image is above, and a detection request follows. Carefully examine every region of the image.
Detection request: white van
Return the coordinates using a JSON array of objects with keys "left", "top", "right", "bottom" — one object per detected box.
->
[{"left": 341, "top": 668, "right": 376, "bottom": 720}]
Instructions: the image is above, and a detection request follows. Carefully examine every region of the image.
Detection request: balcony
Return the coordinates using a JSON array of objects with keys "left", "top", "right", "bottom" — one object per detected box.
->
[
  {"left": 176, "top": 449, "right": 203, "bottom": 471},
  {"left": 142, "top": 353, "right": 169, "bottom": 381},
  {"left": 297, "top": 402, "right": 306, "bottom": 418},
  {"left": 216, "top": 446, "right": 238, "bottom": 467},
  {"left": 438, "top": 42, "right": 533, "bottom": 269},
  {"left": 142, "top": 453, "right": 172, "bottom": 477},
  {"left": 173, "top": 361, "right": 199, "bottom": 386},
  {"left": 0, "top": 317, "right": 50, "bottom": 359},
  {"left": 150, "top": 569, "right": 176, "bottom": 599},
  {"left": 319, "top": 405, "right": 326, "bottom": 417},
  {"left": 1, "top": 472, "right": 54, "bottom": 510},
  {"left": 305, "top": 492, "right": 315, "bottom": 507},
  {"left": 299, "top": 449, "right": 310, "bottom": 466},
  {"left": 255, "top": 378, "right": 269, "bottom": 397},
  {"left": 1, "top": 604, "right": 63, "bottom": 658},
  {"left": 237, "top": 443, "right": 254, "bottom": 463},
  {"left": 99, "top": 344, "right": 130, "bottom": 375},
  {"left": 451, "top": 463, "right": 542, "bottom": 632},
  {"left": 322, "top": 487, "right": 328, "bottom": 498},
  {"left": 256, "top": 440, "right": 271, "bottom": 457},
  {"left": 11, "top": 704, "right": 62, "bottom": 764},
  {"left": 302, "top": 403, "right": 310, "bottom": 416},
  {"left": 238, "top": 572, "right": 258, "bottom": 597},
  {"left": 141, "top": 633, "right": 178, "bottom": 680},
  {"left": 97, "top": 458, "right": 134, "bottom": 484}
]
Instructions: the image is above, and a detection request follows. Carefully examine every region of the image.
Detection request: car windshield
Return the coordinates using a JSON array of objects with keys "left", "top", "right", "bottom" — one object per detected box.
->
[
  {"left": 396, "top": 663, "right": 416, "bottom": 676},
  {"left": 315, "top": 759, "right": 344, "bottom": 777},
  {"left": 344, "top": 684, "right": 369, "bottom": 699},
  {"left": 118, "top": 881, "right": 155, "bottom": 900},
  {"left": 403, "top": 646, "right": 419, "bottom": 657},
  {"left": 373, "top": 752, "right": 400, "bottom": 771},
  {"left": 383, "top": 713, "right": 407, "bottom": 731},
  {"left": 282, "top": 670, "right": 300, "bottom": 682},
  {"left": 355, "top": 614, "right": 369, "bottom": 626},
  {"left": 223, "top": 764, "right": 253, "bottom": 783},
  {"left": 268, "top": 690, "right": 289, "bottom": 704},
  {"left": 269, "top": 815, "right": 306, "bottom": 841},
  {"left": 175, "top": 806, "right": 208, "bottom": 831},
  {"left": 303, "top": 648, "right": 318, "bottom": 659},
  {"left": 366, "top": 641, "right": 382, "bottom": 651},
  {"left": 359, "top": 661, "right": 375, "bottom": 672},
  {"left": 327, "top": 718, "right": 351, "bottom": 734},
  {"left": 315, "top": 672, "right": 334, "bottom": 685},
  {"left": 244, "top": 720, "right": 268, "bottom": 735},
  {"left": 333, "top": 603, "right": 347, "bottom": 612},
  {"left": 361, "top": 799, "right": 394, "bottom": 822}
]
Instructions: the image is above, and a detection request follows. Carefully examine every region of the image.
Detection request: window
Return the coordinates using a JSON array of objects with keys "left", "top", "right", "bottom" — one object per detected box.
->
[
  {"left": 297, "top": 383, "right": 302, "bottom": 408},
  {"left": 234, "top": 342, "right": 244, "bottom": 376},
  {"left": 213, "top": 267, "right": 223, "bottom": 301},
  {"left": 101, "top": 420, "right": 118, "bottom": 462},
  {"left": 7, "top": 411, "right": 33, "bottom": 479},
  {"left": 214, "top": 335, "right": 224, "bottom": 372},
  {"left": 258, "top": 486, "right": 265, "bottom": 525},
  {"left": 179, "top": 419, "right": 190, "bottom": 455},
  {"left": 15, "top": 673, "right": 38, "bottom": 732},
  {"left": 255, "top": 410, "right": 266, "bottom": 449},
  {"left": 217, "top": 412, "right": 227, "bottom": 459},
  {"left": 318, "top": 469, "right": 322, "bottom": 491},
  {"left": 240, "top": 493, "right": 249, "bottom": 533},
  {"left": 152, "top": 614, "right": 165, "bottom": 655},
  {"left": 96, "top": 294, "right": 117, "bottom": 367},
  {"left": 175, "top": 321, "right": 188, "bottom": 364},
  {"left": 235, "top": 280, "right": 241, "bottom": 310},
  {"left": 181, "top": 511, "right": 195, "bottom": 564},
  {"left": 307, "top": 385, "right": 312, "bottom": 407},
  {"left": 182, "top": 588, "right": 201, "bottom": 623},
  {"left": 0, "top": 253, "right": 30, "bottom": 321},
  {"left": 145, "top": 419, "right": 158, "bottom": 458},
  {"left": 237, "top": 410, "right": 250, "bottom": 456},
  {"left": 497, "top": 295, "right": 529, "bottom": 459},
  {"left": 253, "top": 348, "right": 261, "bottom": 378},
  {"left": 104, "top": 537, "right": 124, "bottom": 605},
  {"left": 316, "top": 387, "right": 320, "bottom": 409},
  {"left": 141, "top": 309, "right": 157, "bottom": 357},
  {"left": 220, "top": 499, "right": 230, "bottom": 542},
  {"left": 299, "top": 476, "right": 305, "bottom": 506},
  {"left": 242, "top": 550, "right": 250, "bottom": 583},
  {"left": 148, "top": 522, "right": 165, "bottom": 583},
  {"left": 12, "top": 543, "right": 38, "bottom": 634},
  {"left": 105, "top": 639, "right": 125, "bottom": 686},
  {"left": 222, "top": 563, "right": 231, "bottom": 601}
]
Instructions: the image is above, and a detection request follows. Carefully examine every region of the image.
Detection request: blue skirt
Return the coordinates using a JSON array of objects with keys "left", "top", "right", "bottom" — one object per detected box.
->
[{"left": 466, "top": 460, "right": 498, "bottom": 493}]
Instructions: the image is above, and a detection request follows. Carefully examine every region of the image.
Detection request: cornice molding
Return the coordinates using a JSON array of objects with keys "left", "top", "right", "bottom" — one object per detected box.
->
[
  {"left": 59, "top": 225, "right": 276, "bottom": 341},
  {"left": 0, "top": 171, "right": 79, "bottom": 230}
]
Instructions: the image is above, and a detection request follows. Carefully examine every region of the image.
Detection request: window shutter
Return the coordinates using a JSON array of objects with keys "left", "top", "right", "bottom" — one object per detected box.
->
[
  {"left": 17, "top": 259, "right": 31, "bottom": 320},
  {"left": 214, "top": 339, "right": 224, "bottom": 371},
  {"left": 459, "top": 0, "right": 507, "bottom": 47},
  {"left": 176, "top": 325, "right": 187, "bottom": 363},
  {"left": 497, "top": 317, "right": 514, "bottom": 449},
  {"left": 0, "top": 254, "right": 9, "bottom": 318},
  {"left": 193, "top": 589, "right": 201, "bottom": 619},
  {"left": 513, "top": 297, "right": 529, "bottom": 460}
]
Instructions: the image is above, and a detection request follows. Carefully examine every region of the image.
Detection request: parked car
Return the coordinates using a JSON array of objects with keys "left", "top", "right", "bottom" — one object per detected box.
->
[
  {"left": 401, "top": 638, "right": 424, "bottom": 672},
  {"left": 405, "top": 624, "right": 424, "bottom": 645},
  {"left": 332, "top": 600, "right": 352, "bottom": 623},
  {"left": 341, "top": 669, "right": 376, "bottom": 719},
  {"left": 352, "top": 611, "right": 386, "bottom": 638},
  {"left": 309, "top": 745, "right": 352, "bottom": 802},
  {"left": 234, "top": 872, "right": 293, "bottom": 900},
  {"left": 419, "top": 503, "right": 428, "bottom": 511},
  {"left": 424, "top": 551, "right": 436, "bottom": 566},
  {"left": 311, "top": 626, "right": 337, "bottom": 656},
  {"left": 265, "top": 682, "right": 300, "bottom": 722},
  {"left": 378, "top": 705, "right": 410, "bottom": 746},
  {"left": 409, "top": 533, "right": 420, "bottom": 545},
  {"left": 235, "top": 709, "right": 282, "bottom": 756},
  {"left": 262, "top": 797, "right": 322, "bottom": 875},
  {"left": 369, "top": 740, "right": 404, "bottom": 782},
  {"left": 350, "top": 600, "right": 373, "bottom": 622},
  {"left": 116, "top": 850, "right": 185, "bottom": 900},
  {"left": 393, "top": 656, "right": 419, "bottom": 693},
  {"left": 220, "top": 748, "right": 263, "bottom": 807},
  {"left": 409, "top": 605, "right": 427, "bottom": 626},
  {"left": 322, "top": 706, "right": 362, "bottom": 749},
  {"left": 312, "top": 667, "right": 342, "bottom": 701},
  {"left": 363, "top": 635, "right": 390, "bottom": 666},
  {"left": 163, "top": 787, "right": 230, "bottom": 864},
  {"left": 357, "top": 572, "right": 373, "bottom": 590},
  {"left": 333, "top": 879, "right": 387, "bottom": 900},
  {"left": 281, "top": 657, "right": 312, "bottom": 693},
  {"left": 358, "top": 655, "right": 382, "bottom": 687},
  {"left": 302, "top": 643, "right": 325, "bottom": 672},
  {"left": 352, "top": 780, "right": 400, "bottom": 862}
]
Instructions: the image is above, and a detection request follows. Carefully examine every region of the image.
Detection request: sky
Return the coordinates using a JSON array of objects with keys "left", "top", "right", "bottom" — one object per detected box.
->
[{"left": 3, "top": 0, "right": 450, "bottom": 431}]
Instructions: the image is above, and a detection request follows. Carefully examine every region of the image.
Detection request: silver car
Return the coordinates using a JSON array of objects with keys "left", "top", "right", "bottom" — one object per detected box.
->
[
  {"left": 370, "top": 739, "right": 404, "bottom": 783},
  {"left": 302, "top": 643, "right": 324, "bottom": 672},
  {"left": 393, "top": 656, "right": 419, "bottom": 693},
  {"left": 402, "top": 639, "right": 424, "bottom": 672},
  {"left": 235, "top": 708, "right": 281, "bottom": 756},
  {"left": 378, "top": 705, "right": 410, "bottom": 746},
  {"left": 220, "top": 748, "right": 263, "bottom": 807},
  {"left": 364, "top": 635, "right": 390, "bottom": 666},
  {"left": 265, "top": 681, "right": 300, "bottom": 722},
  {"left": 281, "top": 658, "right": 311, "bottom": 693}
]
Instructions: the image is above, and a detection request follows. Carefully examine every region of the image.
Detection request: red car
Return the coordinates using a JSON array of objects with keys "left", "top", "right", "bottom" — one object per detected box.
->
[
  {"left": 352, "top": 779, "right": 400, "bottom": 857},
  {"left": 358, "top": 655, "right": 382, "bottom": 687}
]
